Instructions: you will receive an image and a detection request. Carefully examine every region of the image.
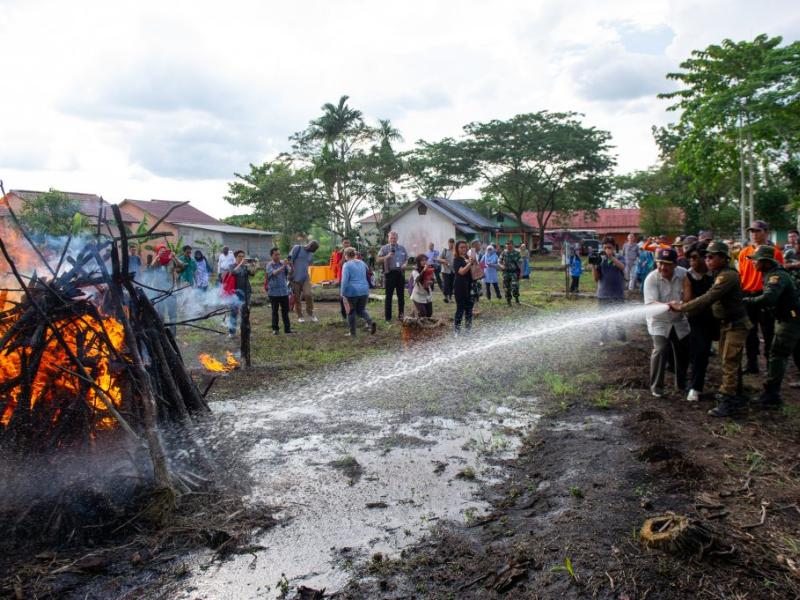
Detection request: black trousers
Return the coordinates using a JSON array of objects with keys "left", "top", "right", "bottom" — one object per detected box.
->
[
  {"left": 433, "top": 268, "right": 443, "bottom": 292},
  {"left": 384, "top": 270, "right": 405, "bottom": 321},
  {"left": 454, "top": 293, "right": 473, "bottom": 332},
  {"left": 442, "top": 272, "right": 454, "bottom": 299},
  {"left": 688, "top": 324, "right": 713, "bottom": 392},
  {"left": 485, "top": 281, "right": 501, "bottom": 299},
  {"left": 269, "top": 295, "right": 291, "bottom": 332},
  {"left": 570, "top": 275, "right": 580, "bottom": 292},
  {"left": 745, "top": 300, "right": 775, "bottom": 368}
]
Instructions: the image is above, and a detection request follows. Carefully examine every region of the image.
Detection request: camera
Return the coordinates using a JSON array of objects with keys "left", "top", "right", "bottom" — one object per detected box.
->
[{"left": 588, "top": 252, "right": 603, "bottom": 267}]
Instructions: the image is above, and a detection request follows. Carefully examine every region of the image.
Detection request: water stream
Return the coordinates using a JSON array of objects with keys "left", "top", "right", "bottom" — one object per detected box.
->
[{"left": 177, "top": 304, "right": 656, "bottom": 599}]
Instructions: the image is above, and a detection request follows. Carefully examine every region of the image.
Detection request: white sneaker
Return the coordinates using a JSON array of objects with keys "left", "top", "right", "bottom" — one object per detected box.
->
[
  {"left": 311, "top": 315, "right": 319, "bottom": 323},
  {"left": 651, "top": 388, "right": 664, "bottom": 398},
  {"left": 297, "top": 318, "right": 305, "bottom": 323},
  {"left": 686, "top": 389, "right": 700, "bottom": 402}
]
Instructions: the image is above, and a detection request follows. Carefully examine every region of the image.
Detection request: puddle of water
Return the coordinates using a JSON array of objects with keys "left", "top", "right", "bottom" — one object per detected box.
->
[{"left": 177, "top": 398, "right": 540, "bottom": 599}]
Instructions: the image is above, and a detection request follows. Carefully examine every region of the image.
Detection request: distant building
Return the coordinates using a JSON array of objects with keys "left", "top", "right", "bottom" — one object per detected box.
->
[
  {"left": 380, "top": 197, "right": 500, "bottom": 255},
  {"left": 523, "top": 208, "right": 684, "bottom": 248},
  {"left": 0, "top": 189, "right": 139, "bottom": 237},
  {"left": 119, "top": 199, "right": 277, "bottom": 259}
]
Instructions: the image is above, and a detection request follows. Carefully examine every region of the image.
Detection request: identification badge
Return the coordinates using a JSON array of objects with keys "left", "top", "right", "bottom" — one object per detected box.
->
[{"left": 714, "top": 276, "right": 724, "bottom": 285}]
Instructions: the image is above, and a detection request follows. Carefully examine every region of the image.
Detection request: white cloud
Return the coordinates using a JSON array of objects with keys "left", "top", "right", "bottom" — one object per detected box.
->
[{"left": 0, "top": 0, "right": 798, "bottom": 216}]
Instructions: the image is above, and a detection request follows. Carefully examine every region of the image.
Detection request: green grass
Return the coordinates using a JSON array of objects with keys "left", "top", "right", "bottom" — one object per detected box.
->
[{"left": 542, "top": 372, "right": 578, "bottom": 399}]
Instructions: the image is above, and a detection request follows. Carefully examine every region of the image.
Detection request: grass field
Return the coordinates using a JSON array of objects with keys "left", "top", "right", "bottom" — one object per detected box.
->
[{"left": 179, "top": 259, "right": 597, "bottom": 382}]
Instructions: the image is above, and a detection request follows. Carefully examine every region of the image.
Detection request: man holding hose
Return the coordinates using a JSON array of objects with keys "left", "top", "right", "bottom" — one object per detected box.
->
[{"left": 668, "top": 242, "right": 750, "bottom": 417}]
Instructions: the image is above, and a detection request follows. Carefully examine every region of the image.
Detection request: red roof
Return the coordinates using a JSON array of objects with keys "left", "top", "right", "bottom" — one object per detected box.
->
[
  {"left": 121, "top": 199, "right": 222, "bottom": 226},
  {"left": 2, "top": 190, "right": 138, "bottom": 223},
  {"left": 523, "top": 208, "right": 647, "bottom": 233}
]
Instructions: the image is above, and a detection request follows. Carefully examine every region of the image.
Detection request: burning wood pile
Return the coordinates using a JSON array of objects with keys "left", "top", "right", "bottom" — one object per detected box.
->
[{"left": 0, "top": 197, "right": 211, "bottom": 501}]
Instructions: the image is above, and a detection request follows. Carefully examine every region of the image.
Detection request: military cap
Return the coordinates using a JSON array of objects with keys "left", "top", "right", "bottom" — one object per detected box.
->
[
  {"left": 706, "top": 241, "right": 730, "bottom": 257},
  {"left": 655, "top": 247, "right": 678, "bottom": 264},
  {"left": 748, "top": 245, "right": 778, "bottom": 264}
]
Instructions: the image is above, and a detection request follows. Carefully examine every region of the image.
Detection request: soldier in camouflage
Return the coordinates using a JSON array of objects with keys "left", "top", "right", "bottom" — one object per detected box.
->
[
  {"left": 742, "top": 245, "right": 800, "bottom": 409},
  {"left": 499, "top": 240, "right": 521, "bottom": 306},
  {"left": 669, "top": 241, "right": 751, "bottom": 417}
]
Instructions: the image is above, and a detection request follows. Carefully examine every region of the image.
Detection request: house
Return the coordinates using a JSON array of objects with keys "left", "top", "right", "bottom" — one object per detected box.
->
[
  {"left": 119, "top": 199, "right": 277, "bottom": 259},
  {"left": 0, "top": 189, "right": 139, "bottom": 237},
  {"left": 487, "top": 211, "right": 536, "bottom": 247},
  {"left": 356, "top": 212, "right": 383, "bottom": 246},
  {"left": 381, "top": 197, "right": 500, "bottom": 255},
  {"left": 524, "top": 208, "right": 671, "bottom": 248}
]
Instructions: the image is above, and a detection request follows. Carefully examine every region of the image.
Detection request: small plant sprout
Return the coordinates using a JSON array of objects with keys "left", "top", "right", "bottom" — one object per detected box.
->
[
  {"left": 569, "top": 485, "right": 584, "bottom": 499},
  {"left": 550, "top": 557, "right": 578, "bottom": 581}
]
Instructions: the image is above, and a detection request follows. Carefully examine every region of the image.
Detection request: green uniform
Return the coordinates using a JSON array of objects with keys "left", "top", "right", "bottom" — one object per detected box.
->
[
  {"left": 500, "top": 249, "right": 521, "bottom": 304},
  {"left": 680, "top": 266, "right": 750, "bottom": 398},
  {"left": 743, "top": 266, "right": 800, "bottom": 397}
]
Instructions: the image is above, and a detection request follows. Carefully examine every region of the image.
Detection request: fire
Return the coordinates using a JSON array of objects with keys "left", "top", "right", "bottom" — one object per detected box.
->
[
  {"left": 199, "top": 351, "right": 239, "bottom": 373},
  {"left": 0, "top": 312, "right": 127, "bottom": 432}
]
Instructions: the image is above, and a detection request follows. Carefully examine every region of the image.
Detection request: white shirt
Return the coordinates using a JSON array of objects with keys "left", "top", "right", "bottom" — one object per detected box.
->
[
  {"left": 218, "top": 252, "right": 235, "bottom": 274},
  {"left": 643, "top": 266, "right": 690, "bottom": 338}
]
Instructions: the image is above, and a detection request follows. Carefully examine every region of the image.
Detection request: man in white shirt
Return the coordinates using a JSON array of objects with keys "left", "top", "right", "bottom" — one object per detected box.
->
[
  {"left": 643, "top": 247, "right": 690, "bottom": 398},
  {"left": 217, "top": 246, "right": 235, "bottom": 283}
]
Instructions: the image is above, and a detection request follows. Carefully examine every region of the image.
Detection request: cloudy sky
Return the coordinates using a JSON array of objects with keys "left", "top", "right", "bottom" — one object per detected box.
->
[{"left": 1, "top": 0, "right": 798, "bottom": 217}]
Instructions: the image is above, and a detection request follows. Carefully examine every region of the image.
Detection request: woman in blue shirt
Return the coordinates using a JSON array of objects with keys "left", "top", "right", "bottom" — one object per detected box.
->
[
  {"left": 340, "top": 247, "right": 377, "bottom": 337},
  {"left": 569, "top": 253, "right": 583, "bottom": 293},
  {"left": 483, "top": 245, "right": 501, "bottom": 300}
]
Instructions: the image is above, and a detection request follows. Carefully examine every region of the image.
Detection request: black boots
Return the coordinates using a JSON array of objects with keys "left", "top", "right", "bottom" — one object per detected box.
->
[
  {"left": 755, "top": 387, "right": 782, "bottom": 410},
  {"left": 708, "top": 393, "right": 747, "bottom": 417}
]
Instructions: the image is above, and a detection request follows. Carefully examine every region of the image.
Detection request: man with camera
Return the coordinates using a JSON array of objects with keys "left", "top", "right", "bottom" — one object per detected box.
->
[
  {"left": 377, "top": 231, "right": 408, "bottom": 322},
  {"left": 643, "top": 248, "right": 690, "bottom": 398},
  {"left": 592, "top": 238, "right": 626, "bottom": 343}
]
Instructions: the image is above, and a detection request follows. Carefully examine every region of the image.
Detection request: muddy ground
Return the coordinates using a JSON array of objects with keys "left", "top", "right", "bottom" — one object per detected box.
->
[
  {"left": 337, "top": 330, "right": 800, "bottom": 600},
  {"left": 2, "top": 297, "right": 800, "bottom": 599}
]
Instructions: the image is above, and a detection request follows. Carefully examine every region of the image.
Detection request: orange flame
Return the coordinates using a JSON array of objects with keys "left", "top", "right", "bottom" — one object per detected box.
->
[
  {"left": 0, "top": 313, "right": 127, "bottom": 430},
  {"left": 199, "top": 352, "right": 239, "bottom": 373}
]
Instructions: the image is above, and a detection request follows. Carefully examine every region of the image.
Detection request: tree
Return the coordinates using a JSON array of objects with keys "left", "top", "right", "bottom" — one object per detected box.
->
[
  {"left": 225, "top": 154, "right": 325, "bottom": 246},
  {"left": 660, "top": 35, "right": 800, "bottom": 236},
  {"left": 402, "top": 138, "right": 477, "bottom": 199},
  {"left": 18, "top": 189, "right": 89, "bottom": 237},
  {"left": 291, "top": 95, "right": 398, "bottom": 239},
  {"left": 463, "top": 111, "right": 616, "bottom": 246}
]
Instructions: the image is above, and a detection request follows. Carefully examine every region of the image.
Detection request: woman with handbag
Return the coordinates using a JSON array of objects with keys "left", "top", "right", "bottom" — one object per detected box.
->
[{"left": 453, "top": 240, "right": 475, "bottom": 334}]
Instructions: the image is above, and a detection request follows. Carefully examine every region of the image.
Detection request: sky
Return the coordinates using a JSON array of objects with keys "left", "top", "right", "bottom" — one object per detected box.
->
[{"left": 1, "top": 0, "right": 799, "bottom": 218}]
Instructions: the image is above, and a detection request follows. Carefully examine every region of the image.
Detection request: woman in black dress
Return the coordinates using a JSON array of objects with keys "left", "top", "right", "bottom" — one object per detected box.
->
[
  {"left": 682, "top": 241, "right": 718, "bottom": 401},
  {"left": 452, "top": 240, "right": 475, "bottom": 333}
]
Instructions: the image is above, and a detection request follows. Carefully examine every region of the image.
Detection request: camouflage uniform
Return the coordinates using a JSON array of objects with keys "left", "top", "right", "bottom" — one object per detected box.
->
[
  {"left": 678, "top": 242, "right": 750, "bottom": 415},
  {"left": 743, "top": 246, "right": 800, "bottom": 407},
  {"left": 500, "top": 249, "right": 521, "bottom": 305}
]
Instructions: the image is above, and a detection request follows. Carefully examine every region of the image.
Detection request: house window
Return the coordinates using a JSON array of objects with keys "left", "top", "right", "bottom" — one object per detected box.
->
[{"left": 417, "top": 204, "right": 427, "bottom": 216}]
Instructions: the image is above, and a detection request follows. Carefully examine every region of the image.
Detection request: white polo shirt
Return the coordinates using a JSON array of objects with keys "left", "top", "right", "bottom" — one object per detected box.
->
[{"left": 643, "top": 266, "right": 690, "bottom": 338}]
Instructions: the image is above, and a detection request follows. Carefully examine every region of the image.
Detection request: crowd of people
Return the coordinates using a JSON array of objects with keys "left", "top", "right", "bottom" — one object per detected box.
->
[
  {"left": 634, "top": 220, "right": 800, "bottom": 418},
  {"left": 129, "top": 224, "right": 800, "bottom": 418}
]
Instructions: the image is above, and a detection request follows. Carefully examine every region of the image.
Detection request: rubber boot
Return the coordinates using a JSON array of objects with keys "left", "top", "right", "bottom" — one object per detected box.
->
[
  {"left": 708, "top": 393, "right": 747, "bottom": 417},
  {"left": 755, "top": 386, "right": 782, "bottom": 410}
]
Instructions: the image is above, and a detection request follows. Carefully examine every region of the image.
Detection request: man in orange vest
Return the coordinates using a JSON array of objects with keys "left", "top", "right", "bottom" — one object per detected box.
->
[{"left": 738, "top": 220, "right": 784, "bottom": 373}]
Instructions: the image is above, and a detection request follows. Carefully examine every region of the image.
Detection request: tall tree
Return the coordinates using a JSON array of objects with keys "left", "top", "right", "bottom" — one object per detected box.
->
[
  {"left": 402, "top": 138, "right": 477, "bottom": 199},
  {"left": 225, "top": 155, "right": 324, "bottom": 245},
  {"left": 463, "top": 111, "right": 616, "bottom": 245},
  {"left": 292, "top": 95, "right": 395, "bottom": 239},
  {"left": 660, "top": 35, "right": 800, "bottom": 236}
]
